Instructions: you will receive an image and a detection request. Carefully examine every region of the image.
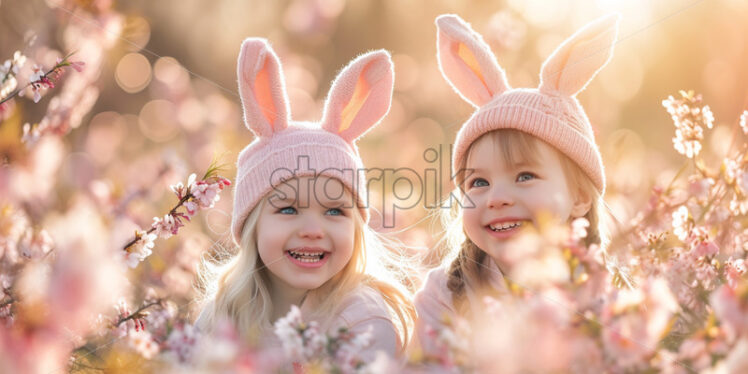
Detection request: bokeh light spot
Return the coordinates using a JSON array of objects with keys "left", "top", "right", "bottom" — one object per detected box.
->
[
  {"left": 115, "top": 53, "right": 152, "bottom": 93},
  {"left": 138, "top": 100, "right": 179, "bottom": 142}
]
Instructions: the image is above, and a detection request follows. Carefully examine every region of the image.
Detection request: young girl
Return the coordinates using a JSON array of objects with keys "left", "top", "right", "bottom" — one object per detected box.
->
[
  {"left": 413, "top": 14, "right": 620, "bottom": 356},
  {"left": 196, "top": 38, "right": 414, "bottom": 360}
]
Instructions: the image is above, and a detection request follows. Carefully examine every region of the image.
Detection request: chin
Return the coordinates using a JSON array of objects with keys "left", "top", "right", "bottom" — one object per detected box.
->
[
  {"left": 287, "top": 277, "right": 328, "bottom": 291},
  {"left": 472, "top": 239, "right": 502, "bottom": 258}
]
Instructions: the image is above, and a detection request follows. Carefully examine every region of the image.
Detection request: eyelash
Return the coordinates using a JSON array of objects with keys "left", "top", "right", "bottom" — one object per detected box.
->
[
  {"left": 516, "top": 172, "right": 538, "bottom": 182},
  {"left": 277, "top": 206, "right": 345, "bottom": 216},
  {"left": 278, "top": 206, "right": 297, "bottom": 214},
  {"left": 467, "top": 172, "right": 538, "bottom": 187},
  {"left": 469, "top": 178, "right": 489, "bottom": 188},
  {"left": 326, "top": 208, "right": 344, "bottom": 216}
]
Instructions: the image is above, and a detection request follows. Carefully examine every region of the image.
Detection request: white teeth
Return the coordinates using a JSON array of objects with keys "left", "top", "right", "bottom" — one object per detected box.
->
[
  {"left": 289, "top": 250, "right": 323, "bottom": 256},
  {"left": 489, "top": 221, "right": 522, "bottom": 231},
  {"left": 288, "top": 250, "right": 325, "bottom": 262}
]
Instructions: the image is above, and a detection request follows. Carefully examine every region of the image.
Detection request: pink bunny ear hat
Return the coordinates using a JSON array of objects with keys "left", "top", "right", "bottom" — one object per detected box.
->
[
  {"left": 231, "top": 38, "right": 394, "bottom": 242},
  {"left": 437, "top": 13, "right": 621, "bottom": 194}
]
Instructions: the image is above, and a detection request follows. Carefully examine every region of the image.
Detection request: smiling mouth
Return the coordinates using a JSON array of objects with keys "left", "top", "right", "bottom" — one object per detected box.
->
[
  {"left": 286, "top": 249, "right": 326, "bottom": 263},
  {"left": 487, "top": 221, "right": 525, "bottom": 232}
]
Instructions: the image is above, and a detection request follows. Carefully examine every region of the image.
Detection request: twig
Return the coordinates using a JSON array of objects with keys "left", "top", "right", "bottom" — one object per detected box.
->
[
  {"left": 0, "top": 65, "right": 55, "bottom": 106},
  {"left": 121, "top": 193, "right": 192, "bottom": 251},
  {"left": 115, "top": 299, "right": 163, "bottom": 328}
]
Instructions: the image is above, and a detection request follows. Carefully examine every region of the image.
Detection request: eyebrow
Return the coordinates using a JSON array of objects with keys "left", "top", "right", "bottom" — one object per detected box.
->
[
  {"left": 465, "top": 160, "right": 541, "bottom": 178},
  {"left": 315, "top": 195, "right": 353, "bottom": 206},
  {"left": 268, "top": 195, "right": 296, "bottom": 205},
  {"left": 507, "top": 159, "right": 540, "bottom": 168}
]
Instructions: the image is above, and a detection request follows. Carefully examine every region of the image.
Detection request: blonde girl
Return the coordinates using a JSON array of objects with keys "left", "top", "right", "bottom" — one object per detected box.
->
[
  {"left": 196, "top": 38, "right": 414, "bottom": 360},
  {"left": 413, "top": 14, "right": 620, "bottom": 356}
]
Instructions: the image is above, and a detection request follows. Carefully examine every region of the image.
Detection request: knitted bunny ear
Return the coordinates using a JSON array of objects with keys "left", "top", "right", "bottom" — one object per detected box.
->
[
  {"left": 436, "top": 14, "right": 510, "bottom": 107},
  {"left": 237, "top": 38, "right": 290, "bottom": 138},
  {"left": 539, "top": 14, "right": 620, "bottom": 97},
  {"left": 321, "top": 50, "right": 394, "bottom": 143}
]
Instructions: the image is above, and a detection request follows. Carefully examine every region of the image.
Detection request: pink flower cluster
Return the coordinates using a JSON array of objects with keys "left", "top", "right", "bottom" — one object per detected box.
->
[
  {"left": 164, "top": 323, "right": 199, "bottom": 363},
  {"left": 121, "top": 229, "right": 156, "bottom": 269},
  {"left": 25, "top": 57, "right": 85, "bottom": 104},
  {"left": 662, "top": 90, "right": 714, "bottom": 158},
  {"left": 273, "top": 305, "right": 373, "bottom": 373},
  {"left": 113, "top": 299, "right": 149, "bottom": 337},
  {"left": 0, "top": 51, "right": 26, "bottom": 104},
  {"left": 154, "top": 173, "right": 231, "bottom": 238},
  {"left": 123, "top": 171, "right": 230, "bottom": 268},
  {"left": 173, "top": 173, "right": 231, "bottom": 215}
]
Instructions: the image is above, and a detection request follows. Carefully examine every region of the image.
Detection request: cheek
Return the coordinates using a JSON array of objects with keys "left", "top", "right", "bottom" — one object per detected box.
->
[
  {"left": 255, "top": 220, "right": 285, "bottom": 261},
  {"left": 461, "top": 193, "right": 482, "bottom": 224},
  {"left": 331, "top": 220, "right": 355, "bottom": 256},
  {"left": 255, "top": 233, "right": 274, "bottom": 264},
  {"left": 534, "top": 189, "right": 574, "bottom": 219},
  {"left": 461, "top": 205, "right": 484, "bottom": 239}
]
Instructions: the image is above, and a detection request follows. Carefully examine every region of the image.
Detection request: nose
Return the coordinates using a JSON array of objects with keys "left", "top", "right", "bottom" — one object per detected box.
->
[
  {"left": 297, "top": 217, "right": 324, "bottom": 240},
  {"left": 486, "top": 186, "right": 514, "bottom": 209}
]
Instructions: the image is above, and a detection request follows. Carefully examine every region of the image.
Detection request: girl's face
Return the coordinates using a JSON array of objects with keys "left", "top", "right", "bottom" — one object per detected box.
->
[
  {"left": 256, "top": 175, "right": 356, "bottom": 293},
  {"left": 460, "top": 135, "right": 590, "bottom": 259}
]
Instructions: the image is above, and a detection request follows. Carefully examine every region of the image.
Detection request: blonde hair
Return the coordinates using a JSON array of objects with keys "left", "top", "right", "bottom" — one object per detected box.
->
[
  {"left": 196, "top": 194, "right": 416, "bottom": 347},
  {"left": 440, "top": 129, "right": 606, "bottom": 312}
]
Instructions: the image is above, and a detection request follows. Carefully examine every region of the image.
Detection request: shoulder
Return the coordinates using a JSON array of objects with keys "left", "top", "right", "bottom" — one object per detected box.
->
[
  {"left": 410, "top": 265, "right": 458, "bottom": 358},
  {"left": 335, "top": 284, "right": 393, "bottom": 327},
  {"left": 414, "top": 265, "right": 454, "bottom": 313},
  {"left": 333, "top": 285, "right": 401, "bottom": 358}
]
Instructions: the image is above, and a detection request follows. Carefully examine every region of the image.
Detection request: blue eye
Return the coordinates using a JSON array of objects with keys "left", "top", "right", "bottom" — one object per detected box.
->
[
  {"left": 516, "top": 172, "right": 537, "bottom": 182},
  {"left": 326, "top": 208, "right": 344, "bottom": 216},
  {"left": 470, "top": 178, "right": 489, "bottom": 188},
  {"left": 278, "top": 206, "right": 297, "bottom": 214}
]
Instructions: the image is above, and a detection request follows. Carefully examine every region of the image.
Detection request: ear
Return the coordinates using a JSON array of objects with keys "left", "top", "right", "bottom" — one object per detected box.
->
[
  {"left": 321, "top": 50, "right": 394, "bottom": 143},
  {"left": 570, "top": 187, "right": 593, "bottom": 218},
  {"left": 237, "top": 38, "right": 290, "bottom": 138},
  {"left": 539, "top": 14, "right": 620, "bottom": 97},
  {"left": 435, "top": 14, "right": 510, "bottom": 107}
]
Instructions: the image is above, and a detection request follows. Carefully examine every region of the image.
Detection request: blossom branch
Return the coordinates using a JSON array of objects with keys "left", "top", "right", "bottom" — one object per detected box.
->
[
  {"left": 120, "top": 160, "right": 231, "bottom": 268},
  {"left": 0, "top": 51, "right": 85, "bottom": 106},
  {"left": 121, "top": 193, "right": 191, "bottom": 251},
  {"left": 115, "top": 299, "right": 164, "bottom": 328}
]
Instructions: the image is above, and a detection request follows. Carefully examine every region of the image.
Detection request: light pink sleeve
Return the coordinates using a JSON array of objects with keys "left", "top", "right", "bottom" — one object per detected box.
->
[
  {"left": 412, "top": 266, "right": 456, "bottom": 358},
  {"left": 334, "top": 286, "right": 402, "bottom": 362}
]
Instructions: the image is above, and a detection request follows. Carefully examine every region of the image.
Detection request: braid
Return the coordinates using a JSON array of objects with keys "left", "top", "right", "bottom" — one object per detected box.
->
[
  {"left": 583, "top": 196, "right": 606, "bottom": 249},
  {"left": 446, "top": 237, "right": 486, "bottom": 313}
]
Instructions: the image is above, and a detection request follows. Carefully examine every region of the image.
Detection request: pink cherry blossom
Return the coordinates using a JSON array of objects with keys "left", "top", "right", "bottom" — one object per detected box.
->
[
  {"left": 127, "top": 329, "right": 160, "bottom": 359},
  {"left": 672, "top": 206, "right": 691, "bottom": 241},
  {"left": 152, "top": 213, "right": 183, "bottom": 239},
  {"left": 571, "top": 217, "right": 590, "bottom": 242},
  {"left": 122, "top": 230, "right": 156, "bottom": 268},
  {"left": 165, "top": 323, "right": 199, "bottom": 363},
  {"left": 710, "top": 285, "right": 748, "bottom": 342},
  {"left": 724, "top": 258, "right": 746, "bottom": 290},
  {"left": 69, "top": 60, "right": 85, "bottom": 72}
]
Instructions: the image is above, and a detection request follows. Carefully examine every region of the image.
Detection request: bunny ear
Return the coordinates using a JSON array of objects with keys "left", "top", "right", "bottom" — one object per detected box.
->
[
  {"left": 539, "top": 14, "right": 620, "bottom": 97},
  {"left": 436, "top": 14, "right": 510, "bottom": 107},
  {"left": 321, "top": 50, "right": 394, "bottom": 143},
  {"left": 237, "top": 38, "right": 290, "bottom": 138}
]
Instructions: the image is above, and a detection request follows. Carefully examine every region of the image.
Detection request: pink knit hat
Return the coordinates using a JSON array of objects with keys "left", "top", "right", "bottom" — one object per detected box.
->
[
  {"left": 437, "top": 14, "right": 620, "bottom": 194},
  {"left": 231, "top": 38, "right": 394, "bottom": 242}
]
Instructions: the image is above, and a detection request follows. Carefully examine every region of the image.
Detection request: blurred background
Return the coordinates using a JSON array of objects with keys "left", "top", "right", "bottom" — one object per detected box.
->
[{"left": 1, "top": 0, "right": 747, "bottom": 256}]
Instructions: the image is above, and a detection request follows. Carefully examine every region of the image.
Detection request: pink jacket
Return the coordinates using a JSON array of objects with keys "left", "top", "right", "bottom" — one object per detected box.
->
[
  {"left": 197, "top": 285, "right": 400, "bottom": 362},
  {"left": 323, "top": 285, "right": 402, "bottom": 360},
  {"left": 412, "top": 256, "right": 506, "bottom": 358}
]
